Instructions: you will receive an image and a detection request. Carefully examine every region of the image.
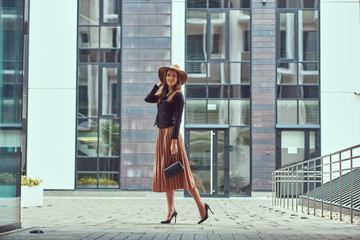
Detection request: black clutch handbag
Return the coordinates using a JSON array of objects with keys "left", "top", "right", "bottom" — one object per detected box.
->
[{"left": 164, "top": 153, "right": 184, "bottom": 178}]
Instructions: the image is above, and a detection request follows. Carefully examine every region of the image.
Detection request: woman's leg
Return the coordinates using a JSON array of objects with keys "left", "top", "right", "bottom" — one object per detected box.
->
[
  {"left": 165, "top": 190, "right": 175, "bottom": 219},
  {"left": 187, "top": 187, "right": 206, "bottom": 218}
]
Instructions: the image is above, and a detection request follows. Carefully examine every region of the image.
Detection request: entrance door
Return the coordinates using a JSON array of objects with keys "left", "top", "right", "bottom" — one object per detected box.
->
[{"left": 185, "top": 129, "right": 229, "bottom": 197}]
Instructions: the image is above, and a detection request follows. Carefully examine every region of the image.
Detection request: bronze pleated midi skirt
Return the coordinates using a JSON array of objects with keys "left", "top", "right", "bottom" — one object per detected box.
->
[{"left": 153, "top": 127, "right": 196, "bottom": 192}]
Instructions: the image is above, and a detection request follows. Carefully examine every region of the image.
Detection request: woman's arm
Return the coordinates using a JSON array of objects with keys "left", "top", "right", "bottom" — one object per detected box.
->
[
  {"left": 171, "top": 91, "right": 185, "bottom": 140},
  {"left": 144, "top": 82, "right": 162, "bottom": 103}
]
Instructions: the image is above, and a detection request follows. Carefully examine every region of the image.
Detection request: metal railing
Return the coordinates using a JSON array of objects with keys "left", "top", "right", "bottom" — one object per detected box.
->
[{"left": 272, "top": 144, "right": 360, "bottom": 223}]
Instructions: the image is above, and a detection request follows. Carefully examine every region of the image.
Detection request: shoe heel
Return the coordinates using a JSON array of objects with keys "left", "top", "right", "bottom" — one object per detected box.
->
[{"left": 208, "top": 206, "right": 214, "bottom": 214}]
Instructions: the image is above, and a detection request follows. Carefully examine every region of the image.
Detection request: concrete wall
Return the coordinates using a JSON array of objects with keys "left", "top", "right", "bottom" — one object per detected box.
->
[
  {"left": 320, "top": 0, "right": 360, "bottom": 156},
  {"left": 27, "top": 0, "right": 77, "bottom": 189}
]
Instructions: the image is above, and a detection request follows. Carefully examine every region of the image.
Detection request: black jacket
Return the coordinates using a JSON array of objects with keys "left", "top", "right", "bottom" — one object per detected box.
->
[{"left": 144, "top": 84, "right": 184, "bottom": 139}]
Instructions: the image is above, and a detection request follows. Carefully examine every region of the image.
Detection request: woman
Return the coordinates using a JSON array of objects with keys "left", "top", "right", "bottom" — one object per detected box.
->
[{"left": 144, "top": 64, "right": 213, "bottom": 224}]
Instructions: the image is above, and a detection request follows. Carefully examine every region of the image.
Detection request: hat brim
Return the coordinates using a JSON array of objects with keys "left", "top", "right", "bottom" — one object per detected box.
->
[{"left": 158, "top": 66, "right": 188, "bottom": 85}]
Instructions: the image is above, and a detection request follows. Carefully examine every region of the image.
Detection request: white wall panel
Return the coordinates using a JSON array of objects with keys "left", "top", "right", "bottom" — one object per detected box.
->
[{"left": 27, "top": 0, "right": 77, "bottom": 189}]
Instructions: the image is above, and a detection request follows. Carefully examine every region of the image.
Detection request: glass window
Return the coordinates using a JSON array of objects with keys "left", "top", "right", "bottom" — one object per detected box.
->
[
  {"left": 277, "top": 85, "right": 297, "bottom": 98},
  {"left": 278, "top": 0, "right": 297, "bottom": 8},
  {"left": 77, "top": 173, "right": 98, "bottom": 188},
  {"left": 208, "top": 62, "right": 228, "bottom": 83},
  {"left": 229, "top": 100, "right": 250, "bottom": 125},
  {"left": 79, "top": 27, "right": 99, "bottom": 48},
  {"left": 281, "top": 131, "right": 305, "bottom": 167},
  {"left": 77, "top": 158, "right": 97, "bottom": 171},
  {"left": 299, "top": 100, "right": 319, "bottom": 124},
  {"left": 229, "top": 62, "right": 250, "bottom": 84},
  {"left": 277, "top": 100, "right": 297, "bottom": 124},
  {"left": 299, "top": 10, "right": 318, "bottom": 62},
  {"left": 186, "top": 62, "right": 207, "bottom": 83},
  {"left": 187, "top": 85, "right": 206, "bottom": 98},
  {"left": 299, "top": 62, "right": 318, "bottom": 84},
  {"left": 100, "top": 49, "right": 121, "bottom": 63},
  {"left": 229, "top": 10, "right": 250, "bottom": 61},
  {"left": 186, "top": 100, "right": 206, "bottom": 124},
  {"left": 78, "top": 65, "right": 99, "bottom": 117},
  {"left": 299, "top": 0, "right": 319, "bottom": 8},
  {"left": 210, "top": 13, "right": 226, "bottom": 59},
  {"left": 230, "top": 85, "right": 250, "bottom": 98},
  {"left": 79, "top": 50, "right": 98, "bottom": 63},
  {"left": 208, "top": 100, "right": 228, "bottom": 124},
  {"left": 99, "top": 119, "right": 120, "bottom": 157},
  {"left": 230, "top": 0, "right": 250, "bottom": 8},
  {"left": 299, "top": 86, "right": 318, "bottom": 98},
  {"left": 98, "top": 173, "right": 119, "bottom": 188},
  {"left": 229, "top": 127, "right": 250, "bottom": 196},
  {"left": 186, "top": 11, "right": 207, "bottom": 61},
  {"left": 209, "top": 0, "right": 227, "bottom": 8},
  {"left": 99, "top": 158, "right": 119, "bottom": 171},
  {"left": 103, "top": 0, "right": 119, "bottom": 23},
  {"left": 277, "top": 62, "right": 297, "bottom": 84},
  {"left": 279, "top": 13, "right": 295, "bottom": 59},
  {"left": 79, "top": 0, "right": 99, "bottom": 25},
  {"left": 102, "top": 67, "right": 117, "bottom": 115},
  {"left": 208, "top": 85, "right": 228, "bottom": 98},
  {"left": 100, "top": 27, "right": 121, "bottom": 48},
  {"left": 77, "top": 119, "right": 98, "bottom": 157},
  {"left": 187, "top": 0, "right": 206, "bottom": 8}
]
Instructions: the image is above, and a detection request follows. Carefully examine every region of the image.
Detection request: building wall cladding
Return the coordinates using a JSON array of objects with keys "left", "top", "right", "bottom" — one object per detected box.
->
[
  {"left": 251, "top": 0, "right": 276, "bottom": 191},
  {"left": 121, "top": 0, "right": 171, "bottom": 189}
]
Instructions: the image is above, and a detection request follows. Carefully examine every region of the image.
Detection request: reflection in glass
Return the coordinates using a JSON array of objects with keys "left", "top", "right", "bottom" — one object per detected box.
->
[
  {"left": 278, "top": 0, "right": 297, "bottom": 8},
  {"left": 100, "top": 27, "right": 120, "bottom": 48},
  {"left": 279, "top": 13, "right": 295, "bottom": 59},
  {"left": 277, "top": 85, "right": 297, "bottom": 99},
  {"left": 189, "top": 131, "right": 211, "bottom": 194},
  {"left": 277, "top": 62, "right": 297, "bottom": 84},
  {"left": 209, "top": 0, "right": 227, "bottom": 8},
  {"left": 281, "top": 131, "right": 305, "bottom": 167},
  {"left": 186, "top": 62, "right": 206, "bottom": 83},
  {"left": 79, "top": 50, "right": 98, "bottom": 63},
  {"left": 78, "top": 65, "right": 99, "bottom": 117},
  {"left": 103, "top": 0, "right": 119, "bottom": 23},
  {"left": 102, "top": 67, "right": 117, "bottom": 115},
  {"left": 309, "top": 131, "right": 316, "bottom": 158},
  {"left": 187, "top": 0, "right": 206, "bottom": 8},
  {"left": 79, "top": 0, "right": 99, "bottom": 25},
  {"left": 186, "top": 100, "right": 206, "bottom": 124},
  {"left": 77, "top": 173, "right": 98, "bottom": 188},
  {"left": 99, "top": 119, "right": 120, "bottom": 157},
  {"left": 77, "top": 158, "right": 97, "bottom": 171},
  {"left": 99, "top": 158, "right": 119, "bottom": 171},
  {"left": 100, "top": 49, "right": 121, "bottom": 62},
  {"left": 230, "top": 10, "right": 250, "bottom": 61},
  {"left": 230, "top": 85, "right": 250, "bottom": 98},
  {"left": 299, "top": 63, "right": 318, "bottom": 83},
  {"left": 230, "top": 100, "right": 250, "bottom": 125},
  {"left": 79, "top": 27, "right": 99, "bottom": 48},
  {"left": 230, "top": 0, "right": 251, "bottom": 8},
  {"left": 217, "top": 131, "right": 225, "bottom": 194},
  {"left": 187, "top": 85, "right": 206, "bottom": 98},
  {"left": 229, "top": 127, "right": 250, "bottom": 196},
  {"left": 208, "top": 85, "right": 228, "bottom": 98},
  {"left": 299, "top": 86, "right": 318, "bottom": 98},
  {"left": 211, "top": 13, "right": 226, "bottom": 59},
  {"left": 77, "top": 119, "right": 98, "bottom": 157},
  {"left": 98, "top": 173, "right": 119, "bottom": 188},
  {"left": 277, "top": 100, "right": 297, "bottom": 124},
  {"left": 208, "top": 100, "right": 228, "bottom": 124},
  {"left": 299, "top": 0, "right": 319, "bottom": 8},
  {"left": 208, "top": 62, "right": 228, "bottom": 83},
  {"left": 230, "top": 62, "right": 250, "bottom": 84},
  {"left": 299, "top": 11, "right": 318, "bottom": 62},
  {"left": 186, "top": 11, "right": 207, "bottom": 61},
  {"left": 299, "top": 100, "right": 319, "bottom": 125}
]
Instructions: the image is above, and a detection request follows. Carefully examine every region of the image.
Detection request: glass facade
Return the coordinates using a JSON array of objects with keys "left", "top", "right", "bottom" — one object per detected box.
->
[
  {"left": 0, "top": 0, "right": 26, "bottom": 232},
  {"left": 76, "top": 0, "right": 121, "bottom": 189},
  {"left": 276, "top": 0, "right": 320, "bottom": 168},
  {"left": 186, "top": 0, "right": 251, "bottom": 196}
]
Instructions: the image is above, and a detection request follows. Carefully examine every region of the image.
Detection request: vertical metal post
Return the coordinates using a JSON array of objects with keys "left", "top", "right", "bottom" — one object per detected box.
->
[
  {"left": 313, "top": 159, "right": 316, "bottom": 216},
  {"left": 283, "top": 170, "right": 285, "bottom": 208},
  {"left": 339, "top": 152, "right": 342, "bottom": 221},
  {"left": 350, "top": 149, "right": 353, "bottom": 224},
  {"left": 321, "top": 157, "right": 324, "bottom": 218},
  {"left": 296, "top": 165, "right": 298, "bottom": 212},
  {"left": 302, "top": 163, "right": 304, "bottom": 213},
  {"left": 307, "top": 161, "right": 310, "bottom": 215},
  {"left": 287, "top": 168, "right": 289, "bottom": 209},
  {"left": 291, "top": 166, "right": 294, "bottom": 211},
  {"left": 329, "top": 155, "right": 333, "bottom": 219},
  {"left": 272, "top": 172, "right": 274, "bottom": 206}
]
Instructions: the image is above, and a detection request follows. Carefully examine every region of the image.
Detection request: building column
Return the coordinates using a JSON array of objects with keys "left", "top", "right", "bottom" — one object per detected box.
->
[{"left": 251, "top": 0, "right": 276, "bottom": 192}]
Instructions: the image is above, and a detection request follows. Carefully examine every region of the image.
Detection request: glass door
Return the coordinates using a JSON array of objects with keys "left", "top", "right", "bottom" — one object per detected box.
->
[{"left": 185, "top": 129, "right": 229, "bottom": 197}]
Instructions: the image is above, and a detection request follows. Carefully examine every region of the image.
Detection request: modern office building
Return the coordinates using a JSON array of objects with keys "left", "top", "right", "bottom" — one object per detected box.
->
[{"left": 1, "top": 1, "right": 360, "bottom": 232}]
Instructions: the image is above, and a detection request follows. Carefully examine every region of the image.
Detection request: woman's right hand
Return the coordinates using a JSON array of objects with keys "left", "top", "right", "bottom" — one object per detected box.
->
[{"left": 157, "top": 81, "right": 163, "bottom": 87}]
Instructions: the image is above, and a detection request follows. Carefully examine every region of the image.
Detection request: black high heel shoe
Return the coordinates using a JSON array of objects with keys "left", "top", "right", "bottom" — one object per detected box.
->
[
  {"left": 161, "top": 210, "right": 177, "bottom": 224},
  {"left": 198, "top": 203, "right": 213, "bottom": 224}
]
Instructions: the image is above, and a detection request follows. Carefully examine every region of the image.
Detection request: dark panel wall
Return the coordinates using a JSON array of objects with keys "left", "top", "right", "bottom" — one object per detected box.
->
[
  {"left": 121, "top": 0, "right": 171, "bottom": 189},
  {"left": 251, "top": 0, "right": 276, "bottom": 191}
]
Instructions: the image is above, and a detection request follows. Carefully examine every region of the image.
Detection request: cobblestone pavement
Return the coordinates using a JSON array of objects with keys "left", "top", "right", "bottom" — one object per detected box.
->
[{"left": 0, "top": 192, "right": 359, "bottom": 240}]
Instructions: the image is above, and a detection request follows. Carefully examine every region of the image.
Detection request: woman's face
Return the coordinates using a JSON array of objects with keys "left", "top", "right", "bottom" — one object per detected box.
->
[{"left": 165, "top": 69, "right": 178, "bottom": 88}]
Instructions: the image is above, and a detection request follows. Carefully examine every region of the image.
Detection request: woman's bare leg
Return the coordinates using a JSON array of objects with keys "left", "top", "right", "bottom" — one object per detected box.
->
[
  {"left": 165, "top": 190, "right": 175, "bottom": 219},
  {"left": 187, "top": 187, "right": 206, "bottom": 218}
]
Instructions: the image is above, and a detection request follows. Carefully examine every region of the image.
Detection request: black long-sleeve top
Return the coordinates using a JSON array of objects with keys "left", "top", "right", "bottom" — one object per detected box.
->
[{"left": 144, "top": 84, "right": 184, "bottom": 139}]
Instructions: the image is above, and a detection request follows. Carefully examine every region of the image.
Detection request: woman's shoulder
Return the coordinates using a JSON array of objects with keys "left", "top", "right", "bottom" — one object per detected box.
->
[{"left": 174, "top": 90, "right": 184, "bottom": 101}]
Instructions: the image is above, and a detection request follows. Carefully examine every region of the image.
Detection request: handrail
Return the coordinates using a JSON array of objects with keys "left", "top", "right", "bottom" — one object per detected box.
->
[{"left": 272, "top": 144, "right": 360, "bottom": 223}]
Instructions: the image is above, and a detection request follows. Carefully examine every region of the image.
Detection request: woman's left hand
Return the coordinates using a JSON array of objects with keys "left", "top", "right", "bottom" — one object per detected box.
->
[{"left": 170, "top": 139, "right": 178, "bottom": 155}]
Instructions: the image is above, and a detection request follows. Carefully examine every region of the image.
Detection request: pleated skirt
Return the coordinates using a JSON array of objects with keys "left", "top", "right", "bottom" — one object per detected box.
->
[{"left": 152, "top": 127, "right": 196, "bottom": 192}]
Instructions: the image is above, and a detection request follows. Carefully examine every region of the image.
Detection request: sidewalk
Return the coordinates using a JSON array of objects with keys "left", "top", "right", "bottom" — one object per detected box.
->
[{"left": 0, "top": 192, "right": 359, "bottom": 240}]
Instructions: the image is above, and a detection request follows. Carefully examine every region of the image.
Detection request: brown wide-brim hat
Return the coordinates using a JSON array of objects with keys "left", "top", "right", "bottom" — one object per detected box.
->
[{"left": 158, "top": 64, "right": 188, "bottom": 85}]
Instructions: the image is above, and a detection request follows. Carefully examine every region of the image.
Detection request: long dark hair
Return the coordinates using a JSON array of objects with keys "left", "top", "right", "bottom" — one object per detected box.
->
[{"left": 155, "top": 70, "right": 182, "bottom": 105}]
